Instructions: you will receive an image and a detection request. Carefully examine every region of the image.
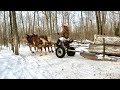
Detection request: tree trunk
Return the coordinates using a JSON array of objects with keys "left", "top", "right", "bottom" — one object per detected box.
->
[
  {"left": 62, "top": 11, "right": 65, "bottom": 24},
  {"left": 12, "top": 11, "right": 19, "bottom": 55},
  {"left": 95, "top": 11, "right": 100, "bottom": 35},
  {"left": 49, "top": 11, "right": 52, "bottom": 37},
  {"left": 81, "top": 11, "right": 85, "bottom": 42},
  {"left": 25, "top": 11, "right": 28, "bottom": 34},
  {"left": 37, "top": 11, "right": 40, "bottom": 35},
  {"left": 55, "top": 11, "right": 58, "bottom": 33},
  {"left": 67, "top": 11, "right": 70, "bottom": 25},
  {"left": 101, "top": 11, "right": 107, "bottom": 35},
  {"left": 33, "top": 11, "right": 36, "bottom": 34},
  {"left": 43, "top": 11, "right": 50, "bottom": 36},
  {"left": 28, "top": 12, "right": 31, "bottom": 34},
  {"left": 118, "top": 11, "right": 120, "bottom": 36},
  {"left": 3, "top": 11, "right": 8, "bottom": 47},
  {"left": 21, "top": 11, "right": 25, "bottom": 32},
  {"left": 9, "top": 11, "right": 14, "bottom": 53},
  {"left": 98, "top": 11, "right": 102, "bottom": 35}
]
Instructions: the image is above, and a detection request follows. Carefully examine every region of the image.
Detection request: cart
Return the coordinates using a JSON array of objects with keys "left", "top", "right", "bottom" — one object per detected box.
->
[{"left": 55, "top": 37, "right": 80, "bottom": 58}]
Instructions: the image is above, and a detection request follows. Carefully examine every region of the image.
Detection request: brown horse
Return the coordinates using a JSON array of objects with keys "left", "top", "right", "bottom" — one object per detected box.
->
[
  {"left": 32, "top": 34, "right": 43, "bottom": 52},
  {"left": 26, "top": 33, "right": 54, "bottom": 53},
  {"left": 26, "top": 34, "right": 42, "bottom": 53},
  {"left": 39, "top": 35, "right": 54, "bottom": 53}
]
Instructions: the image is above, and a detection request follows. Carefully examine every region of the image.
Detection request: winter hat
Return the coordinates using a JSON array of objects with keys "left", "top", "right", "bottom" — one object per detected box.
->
[{"left": 63, "top": 23, "right": 68, "bottom": 26}]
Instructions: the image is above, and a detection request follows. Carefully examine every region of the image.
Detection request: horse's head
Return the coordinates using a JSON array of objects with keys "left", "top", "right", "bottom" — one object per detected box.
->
[
  {"left": 32, "top": 33, "right": 39, "bottom": 37},
  {"left": 26, "top": 34, "right": 33, "bottom": 44},
  {"left": 26, "top": 34, "right": 29, "bottom": 37},
  {"left": 26, "top": 34, "right": 29, "bottom": 40}
]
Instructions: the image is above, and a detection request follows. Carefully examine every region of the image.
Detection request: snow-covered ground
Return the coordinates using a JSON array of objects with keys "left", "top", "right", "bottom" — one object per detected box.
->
[{"left": 0, "top": 44, "right": 120, "bottom": 79}]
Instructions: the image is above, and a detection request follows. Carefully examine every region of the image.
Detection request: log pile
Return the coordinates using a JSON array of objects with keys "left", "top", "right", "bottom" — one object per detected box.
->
[
  {"left": 93, "top": 34, "right": 120, "bottom": 45},
  {"left": 88, "top": 34, "right": 120, "bottom": 56}
]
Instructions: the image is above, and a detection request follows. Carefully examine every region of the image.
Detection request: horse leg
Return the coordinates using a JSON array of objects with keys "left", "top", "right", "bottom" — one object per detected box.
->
[
  {"left": 44, "top": 46, "right": 46, "bottom": 52},
  {"left": 34, "top": 46, "right": 36, "bottom": 52},
  {"left": 40, "top": 47, "right": 42, "bottom": 52},
  {"left": 39, "top": 46, "right": 43, "bottom": 56},
  {"left": 44, "top": 46, "right": 48, "bottom": 55},
  {"left": 36, "top": 45, "right": 39, "bottom": 52},
  {"left": 29, "top": 45, "right": 34, "bottom": 53},
  {"left": 50, "top": 43, "right": 54, "bottom": 53},
  {"left": 36, "top": 46, "right": 38, "bottom": 52},
  {"left": 47, "top": 46, "right": 51, "bottom": 53},
  {"left": 51, "top": 46, "right": 54, "bottom": 53},
  {"left": 29, "top": 45, "right": 32, "bottom": 52},
  {"left": 53, "top": 43, "right": 57, "bottom": 51}
]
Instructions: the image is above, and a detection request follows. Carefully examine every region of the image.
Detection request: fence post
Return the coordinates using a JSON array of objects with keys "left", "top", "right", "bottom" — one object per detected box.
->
[{"left": 103, "top": 38, "right": 105, "bottom": 58}]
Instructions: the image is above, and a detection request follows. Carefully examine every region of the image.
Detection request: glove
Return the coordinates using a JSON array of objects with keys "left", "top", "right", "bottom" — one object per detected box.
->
[
  {"left": 69, "top": 39, "right": 73, "bottom": 43},
  {"left": 57, "top": 32, "right": 59, "bottom": 35}
]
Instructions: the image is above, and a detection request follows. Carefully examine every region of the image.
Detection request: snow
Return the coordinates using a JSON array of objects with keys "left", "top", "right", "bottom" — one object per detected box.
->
[
  {"left": 0, "top": 44, "right": 120, "bottom": 79},
  {"left": 59, "top": 37, "right": 70, "bottom": 41}
]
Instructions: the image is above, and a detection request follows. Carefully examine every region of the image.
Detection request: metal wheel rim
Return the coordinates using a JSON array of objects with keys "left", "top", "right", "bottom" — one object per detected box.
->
[{"left": 57, "top": 48, "right": 64, "bottom": 56}]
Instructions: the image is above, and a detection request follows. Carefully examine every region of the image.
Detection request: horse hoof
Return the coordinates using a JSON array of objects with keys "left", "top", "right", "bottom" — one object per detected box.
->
[
  {"left": 52, "top": 51, "right": 54, "bottom": 53},
  {"left": 32, "top": 51, "right": 35, "bottom": 53}
]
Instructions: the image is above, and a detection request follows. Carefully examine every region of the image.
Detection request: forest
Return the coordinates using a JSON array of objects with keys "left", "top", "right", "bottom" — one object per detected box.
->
[
  {"left": 1, "top": 11, "right": 120, "bottom": 79},
  {"left": 0, "top": 11, "right": 120, "bottom": 55}
]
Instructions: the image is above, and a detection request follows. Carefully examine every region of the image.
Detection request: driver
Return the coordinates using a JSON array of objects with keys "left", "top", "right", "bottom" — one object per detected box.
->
[
  {"left": 57, "top": 23, "right": 69, "bottom": 40},
  {"left": 57, "top": 23, "right": 73, "bottom": 46}
]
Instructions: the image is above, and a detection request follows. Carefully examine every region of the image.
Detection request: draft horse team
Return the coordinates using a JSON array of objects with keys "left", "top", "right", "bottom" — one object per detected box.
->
[{"left": 26, "top": 33, "right": 54, "bottom": 53}]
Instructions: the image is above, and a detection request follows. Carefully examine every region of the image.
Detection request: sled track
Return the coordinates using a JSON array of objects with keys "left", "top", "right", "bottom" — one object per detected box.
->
[{"left": 20, "top": 52, "right": 55, "bottom": 79}]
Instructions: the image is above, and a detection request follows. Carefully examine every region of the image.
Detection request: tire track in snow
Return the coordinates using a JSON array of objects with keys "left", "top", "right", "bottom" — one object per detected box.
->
[
  {"left": 23, "top": 52, "right": 58, "bottom": 78},
  {"left": 27, "top": 55, "right": 55, "bottom": 79},
  {"left": 19, "top": 53, "right": 49, "bottom": 79}
]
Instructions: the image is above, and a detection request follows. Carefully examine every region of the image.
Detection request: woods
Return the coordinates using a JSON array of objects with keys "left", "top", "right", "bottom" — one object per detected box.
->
[
  {"left": 1, "top": 11, "right": 120, "bottom": 79},
  {"left": 0, "top": 11, "right": 120, "bottom": 55}
]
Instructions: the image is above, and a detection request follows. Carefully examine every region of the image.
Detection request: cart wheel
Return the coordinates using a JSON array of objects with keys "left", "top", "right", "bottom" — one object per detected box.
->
[
  {"left": 56, "top": 47, "right": 66, "bottom": 58},
  {"left": 67, "top": 47, "right": 76, "bottom": 56}
]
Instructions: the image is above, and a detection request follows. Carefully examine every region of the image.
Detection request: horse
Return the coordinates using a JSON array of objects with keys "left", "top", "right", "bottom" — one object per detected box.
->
[
  {"left": 32, "top": 34, "right": 43, "bottom": 52},
  {"left": 26, "top": 33, "right": 55, "bottom": 53},
  {"left": 26, "top": 34, "right": 42, "bottom": 53},
  {"left": 39, "top": 35, "right": 54, "bottom": 53}
]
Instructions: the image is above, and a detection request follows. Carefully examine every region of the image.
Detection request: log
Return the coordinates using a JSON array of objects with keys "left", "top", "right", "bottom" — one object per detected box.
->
[
  {"left": 88, "top": 44, "right": 120, "bottom": 56},
  {"left": 94, "top": 34, "right": 120, "bottom": 45}
]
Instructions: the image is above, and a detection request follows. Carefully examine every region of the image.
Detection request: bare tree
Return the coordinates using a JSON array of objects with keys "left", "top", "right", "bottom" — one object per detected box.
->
[
  {"left": 3, "top": 11, "right": 8, "bottom": 47},
  {"left": 55, "top": 11, "right": 58, "bottom": 33},
  {"left": 42, "top": 11, "right": 50, "bottom": 35},
  {"left": 21, "top": 11, "right": 25, "bottom": 32},
  {"left": 11, "top": 11, "right": 19, "bottom": 55},
  {"left": 9, "top": 11, "right": 14, "bottom": 52},
  {"left": 37, "top": 11, "right": 40, "bottom": 34},
  {"left": 101, "top": 11, "right": 107, "bottom": 35},
  {"left": 81, "top": 11, "right": 85, "bottom": 41},
  {"left": 49, "top": 11, "right": 52, "bottom": 37},
  {"left": 32, "top": 11, "right": 36, "bottom": 33}
]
